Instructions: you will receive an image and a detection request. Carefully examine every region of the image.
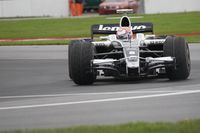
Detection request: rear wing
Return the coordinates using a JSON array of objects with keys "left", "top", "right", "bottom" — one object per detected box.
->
[{"left": 91, "top": 23, "right": 153, "bottom": 39}]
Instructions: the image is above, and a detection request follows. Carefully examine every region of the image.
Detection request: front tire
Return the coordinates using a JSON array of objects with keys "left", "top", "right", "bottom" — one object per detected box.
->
[
  {"left": 163, "top": 36, "right": 191, "bottom": 80},
  {"left": 69, "top": 40, "right": 95, "bottom": 85},
  {"left": 68, "top": 40, "right": 75, "bottom": 79}
]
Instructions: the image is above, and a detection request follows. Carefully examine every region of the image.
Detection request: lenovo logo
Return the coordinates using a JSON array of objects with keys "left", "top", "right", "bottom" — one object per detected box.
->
[{"left": 98, "top": 25, "right": 147, "bottom": 31}]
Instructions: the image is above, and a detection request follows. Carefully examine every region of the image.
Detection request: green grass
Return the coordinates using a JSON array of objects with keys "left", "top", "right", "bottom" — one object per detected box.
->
[
  {"left": 0, "top": 40, "right": 69, "bottom": 46},
  {"left": 1, "top": 119, "right": 200, "bottom": 133},
  {"left": 184, "top": 36, "right": 200, "bottom": 43},
  {"left": 0, "top": 12, "right": 199, "bottom": 45}
]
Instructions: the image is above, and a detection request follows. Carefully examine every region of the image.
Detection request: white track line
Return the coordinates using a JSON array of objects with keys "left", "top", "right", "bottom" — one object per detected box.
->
[
  {"left": 1, "top": 84, "right": 200, "bottom": 99},
  {"left": 0, "top": 90, "right": 179, "bottom": 99},
  {"left": 0, "top": 90, "right": 200, "bottom": 111}
]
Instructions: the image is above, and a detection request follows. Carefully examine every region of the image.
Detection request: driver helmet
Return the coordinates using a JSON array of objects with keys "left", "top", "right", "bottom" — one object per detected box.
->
[{"left": 116, "top": 27, "right": 132, "bottom": 40}]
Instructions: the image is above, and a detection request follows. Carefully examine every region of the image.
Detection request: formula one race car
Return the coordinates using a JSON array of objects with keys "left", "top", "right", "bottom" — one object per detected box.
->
[{"left": 68, "top": 9, "right": 191, "bottom": 85}]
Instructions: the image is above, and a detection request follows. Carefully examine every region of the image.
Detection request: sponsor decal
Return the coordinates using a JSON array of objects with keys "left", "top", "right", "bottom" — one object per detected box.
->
[{"left": 98, "top": 25, "right": 147, "bottom": 31}]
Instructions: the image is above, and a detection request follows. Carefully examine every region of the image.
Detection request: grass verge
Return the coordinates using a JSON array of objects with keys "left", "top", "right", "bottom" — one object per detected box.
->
[
  {"left": 1, "top": 119, "right": 200, "bottom": 133},
  {"left": 0, "top": 36, "right": 199, "bottom": 46},
  {"left": 0, "top": 40, "right": 69, "bottom": 46},
  {"left": 0, "top": 12, "right": 199, "bottom": 45},
  {"left": 184, "top": 36, "right": 200, "bottom": 43}
]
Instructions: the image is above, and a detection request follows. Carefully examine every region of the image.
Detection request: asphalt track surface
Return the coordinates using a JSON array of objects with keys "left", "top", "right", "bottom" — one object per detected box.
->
[{"left": 0, "top": 44, "right": 200, "bottom": 131}]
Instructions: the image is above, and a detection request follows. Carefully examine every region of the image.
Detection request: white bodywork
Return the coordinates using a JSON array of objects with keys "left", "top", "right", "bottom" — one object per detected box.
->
[
  {"left": 92, "top": 33, "right": 173, "bottom": 75},
  {"left": 92, "top": 10, "right": 173, "bottom": 76}
]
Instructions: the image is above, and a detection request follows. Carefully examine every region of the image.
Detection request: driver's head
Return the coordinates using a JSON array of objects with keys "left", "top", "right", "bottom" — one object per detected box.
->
[{"left": 116, "top": 27, "right": 133, "bottom": 40}]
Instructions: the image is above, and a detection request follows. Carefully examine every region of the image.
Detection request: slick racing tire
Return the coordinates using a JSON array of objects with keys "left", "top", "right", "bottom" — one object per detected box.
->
[
  {"left": 163, "top": 36, "right": 191, "bottom": 80},
  {"left": 68, "top": 39, "right": 92, "bottom": 80},
  {"left": 68, "top": 40, "right": 75, "bottom": 79},
  {"left": 69, "top": 40, "right": 95, "bottom": 85}
]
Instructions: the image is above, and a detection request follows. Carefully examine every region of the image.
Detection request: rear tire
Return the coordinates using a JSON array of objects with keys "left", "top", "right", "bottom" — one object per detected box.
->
[
  {"left": 163, "top": 36, "right": 191, "bottom": 80},
  {"left": 69, "top": 40, "right": 95, "bottom": 85}
]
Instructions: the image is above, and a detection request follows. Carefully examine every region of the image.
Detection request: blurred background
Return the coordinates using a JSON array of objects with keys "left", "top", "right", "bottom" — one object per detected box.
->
[{"left": 0, "top": 0, "right": 199, "bottom": 18}]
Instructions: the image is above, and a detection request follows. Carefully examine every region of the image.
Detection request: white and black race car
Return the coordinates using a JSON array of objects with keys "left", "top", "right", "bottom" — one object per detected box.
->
[{"left": 68, "top": 9, "right": 191, "bottom": 85}]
